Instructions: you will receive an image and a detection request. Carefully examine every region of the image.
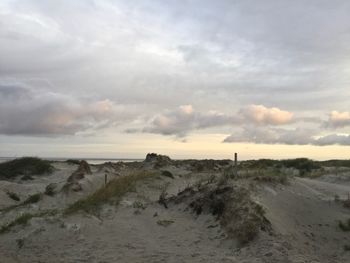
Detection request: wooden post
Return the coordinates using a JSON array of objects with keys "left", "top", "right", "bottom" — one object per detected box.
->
[
  {"left": 234, "top": 153, "right": 238, "bottom": 178},
  {"left": 105, "top": 174, "right": 107, "bottom": 186}
]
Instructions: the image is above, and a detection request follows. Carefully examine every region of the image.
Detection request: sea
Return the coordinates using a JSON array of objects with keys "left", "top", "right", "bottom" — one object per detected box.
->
[{"left": 0, "top": 157, "right": 143, "bottom": 165}]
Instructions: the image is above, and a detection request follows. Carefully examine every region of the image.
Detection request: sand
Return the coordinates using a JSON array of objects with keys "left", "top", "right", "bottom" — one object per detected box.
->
[{"left": 0, "top": 160, "right": 349, "bottom": 263}]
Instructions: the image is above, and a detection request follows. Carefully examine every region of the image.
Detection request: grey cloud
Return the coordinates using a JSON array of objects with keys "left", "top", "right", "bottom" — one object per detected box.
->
[
  {"left": 223, "top": 127, "right": 314, "bottom": 145},
  {"left": 314, "top": 134, "right": 350, "bottom": 146},
  {"left": 143, "top": 104, "right": 294, "bottom": 137},
  {"left": 0, "top": 83, "right": 134, "bottom": 136},
  {"left": 143, "top": 105, "right": 236, "bottom": 137},
  {"left": 223, "top": 126, "right": 350, "bottom": 146},
  {"left": 324, "top": 111, "right": 350, "bottom": 128},
  {"left": 1, "top": 0, "right": 350, "bottom": 113}
]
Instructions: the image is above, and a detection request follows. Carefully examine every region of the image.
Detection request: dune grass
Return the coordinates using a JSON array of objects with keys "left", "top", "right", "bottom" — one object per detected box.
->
[
  {"left": 6, "top": 191, "right": 20, "bottom": 201},
  {"left": 64, "top": 170, "right": 158, "bottom": 215},
  {"left": 235, "top": 167, "right": 289, "bottom": 185},
  {"left": 0, "top": 210, "right": 57, "bottom": 234},
  {"left": 338, "top": 218, "right": 350, "bottom": 232},
  {"left": 0, "top": 157, "right": 53, "bottom": 179},
  {"left": 1, "top": 193, "right": 43, "bottom": 213}
]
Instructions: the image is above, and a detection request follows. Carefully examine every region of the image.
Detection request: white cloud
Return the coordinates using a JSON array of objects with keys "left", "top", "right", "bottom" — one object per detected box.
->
[
  {"left": 326, "top": 111, "right": 350, "bottom": 128},
  {"left": 240, "top": 104, "right": 294, "bottom": 125}
]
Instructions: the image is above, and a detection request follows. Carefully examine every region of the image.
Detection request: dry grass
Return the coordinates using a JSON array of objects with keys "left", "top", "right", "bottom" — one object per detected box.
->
[
  {"left": 239, "top": 168, "right": 289, "bottom": 185},
  {"left": 64, "top": 170, "right": 157, "bottom": 214}
]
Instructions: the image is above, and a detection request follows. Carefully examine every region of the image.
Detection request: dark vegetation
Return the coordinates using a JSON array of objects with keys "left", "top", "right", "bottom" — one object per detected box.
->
[
  {"left": 338, "top": 218, "right": 350, "bottom": 232},
  {"left": 44, "top": 183, "right": 57, "bottom": 196},
  {"left": 6, "top": 191, "right": 20, "bottom": 201},
  {"left": 0, "top": 210, "right": 57, "bottom": 234},
  {"left": 1, "top": 193, "right": 42, "bottom": 213},
  {"left": 175, "top": 159, "right": 231, "bottom": 172},
  {"left": 161, "top": 170, "right": 174, "bottom": 179},
  {"left": 144, "top": 153, "right": 172, "bottom": 168},
  {"left": 22, "top": 193, "right": 42, "bottom": 205},
  {"left": 0, "top": 157, "right": 53, "bottom": 179},
  {"left": 166, "top": 184, "right": 271, "bottom": 245},
  {"left": 343, "top": 198, "right": 350, "bottom": 209},
  {"left": 66, "top": 159, "right": 81, "bottom": 165},
  {"left": 318, "top": 159, "right": 350, "bottom": 168},
  {"left": 241, "top": 158, "right": 322, "bottom": 177}
]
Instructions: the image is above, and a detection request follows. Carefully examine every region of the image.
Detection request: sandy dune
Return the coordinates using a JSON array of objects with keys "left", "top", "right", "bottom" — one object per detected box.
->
[{"left": 0, "top": 159, "right": 349, "bottom": 263}]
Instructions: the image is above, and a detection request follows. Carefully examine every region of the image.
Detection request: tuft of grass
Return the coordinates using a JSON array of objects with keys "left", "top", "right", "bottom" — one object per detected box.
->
[
  {"left": 161, "top": 170, "right": 174, "bottom": 179},
  {"left": 6, "top": 191, "right": 20, "bottom": 201},
  {"left": 44, "top": 183, "right": 57, "bottom": 196},
  {"left": 338, "top": 218, "right": 350, "bottom": 232},
  {"left": 0, "top": 193, "right": 42, "bottom": 213},
  {"left": 0, "top": 157, "right": 53, "bottom": 179},
  {"left": 0, "top": 210, "right": 57, "bottom": 234},
  {"left": 22, "top": 193, "right": 42, "bottom": 205},
  {"left": 64, "top": 170, "right": 157, "bottom": 215},
  {"left": 343, "top": 199, "right": 350, "bottom": 209},
  {"left": 133, "top": 201, "right": 146, "bottom": 210},
  {"left": 157, "top": 219, "right": 174, "bottom": 227}
]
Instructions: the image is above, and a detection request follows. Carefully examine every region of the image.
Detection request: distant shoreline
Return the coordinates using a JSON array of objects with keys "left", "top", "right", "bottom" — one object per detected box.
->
[{"left": 0, "top": 157, "right": 143, "bottom": 165}]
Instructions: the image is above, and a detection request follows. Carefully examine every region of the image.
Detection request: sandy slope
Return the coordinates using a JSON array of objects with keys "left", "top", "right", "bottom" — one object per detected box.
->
[
  {"left": 0, "top": 161, "right": 349, "bottom": 263},
  {"left": 256, "top": 177, "right": 350, "bottom": 263}
]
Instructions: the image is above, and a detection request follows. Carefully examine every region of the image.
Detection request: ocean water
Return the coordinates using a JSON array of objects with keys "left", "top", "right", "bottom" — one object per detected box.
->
[{"left": 0, "top": 157, "right": 142, "bottom": 165}]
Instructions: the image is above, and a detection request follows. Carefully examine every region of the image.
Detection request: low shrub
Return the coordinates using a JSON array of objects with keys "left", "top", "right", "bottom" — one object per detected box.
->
[
  {"left": 161, "top": 170, "right": 174, "bottom": 179},
  {"left": 6, "top": 191, "right": 20, "bottom": 201},
  {"left": 133, "top": 201, "right": 146, "bottom": 210},
  {"left": 22, "top": 193, "right": 42, "bottom": 205},
  {"left": 157, "top": 219, "right": 174, "bottom": 227},
  {"left": 0, "top": 157, "right": 53, "bottom": 179},
  {"left": 343, "top": 199, "right": 350, "bottom": 209},
  {"left": 338, "top": 219, "right": 350, "bottom": 232},
  {"left": 44, "top": 183, "right": 57, "bottom": 196},
  {"left": 66, "top": 159, "right": 81, "bottom": 165}
]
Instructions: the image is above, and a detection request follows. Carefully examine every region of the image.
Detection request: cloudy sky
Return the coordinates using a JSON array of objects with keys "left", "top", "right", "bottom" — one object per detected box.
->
[{"left": 1, "top": 0, "right": 350, "bottom": 160}]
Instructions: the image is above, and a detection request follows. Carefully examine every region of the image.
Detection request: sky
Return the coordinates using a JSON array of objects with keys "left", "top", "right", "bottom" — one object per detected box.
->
[{"left": 1, "top": 0, "right": 350, "bottom": 160}]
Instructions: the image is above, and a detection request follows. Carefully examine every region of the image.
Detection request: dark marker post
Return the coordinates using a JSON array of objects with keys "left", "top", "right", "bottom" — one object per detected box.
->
[{"left": 234, "top": 153, "right": 238, "bottom": 178}]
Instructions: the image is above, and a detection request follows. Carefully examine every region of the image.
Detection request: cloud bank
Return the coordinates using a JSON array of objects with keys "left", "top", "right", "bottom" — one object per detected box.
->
[
  {"left": 0, "top": 84, "right": 132, "bottom": 136},
  {"left": 223, "top": 127, "right": 350, "bottom": 146}
]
